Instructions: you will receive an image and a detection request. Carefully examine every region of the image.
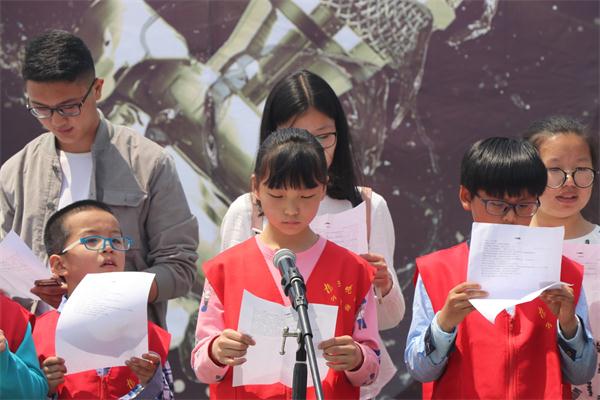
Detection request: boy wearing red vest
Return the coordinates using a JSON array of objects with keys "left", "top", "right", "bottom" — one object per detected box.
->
[
  {"left": 405, "top": 137, "right": 597, "bottom": 399},
  {"left": 32, "top": 200, "right": 173, "bottom": 399},
  {"left": 0, "top": 293, "right": 48, "bottom": 398},
  {"left": 191, "top": 129, "right": 380, "bottom": 399}
]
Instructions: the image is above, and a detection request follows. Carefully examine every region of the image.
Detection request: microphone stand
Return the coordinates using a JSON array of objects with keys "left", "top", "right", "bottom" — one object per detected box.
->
[{"left": 279, "top": 255, "right": 324, "bottom": 400}]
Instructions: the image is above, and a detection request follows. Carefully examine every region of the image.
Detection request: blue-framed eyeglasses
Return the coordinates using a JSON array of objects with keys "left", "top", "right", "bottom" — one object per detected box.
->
[
  {"left": 27, "top": 78, "right": 97, "bottom": 119},
  {"left": 60, "top": 235, "right": 133, "bottom": 254}
]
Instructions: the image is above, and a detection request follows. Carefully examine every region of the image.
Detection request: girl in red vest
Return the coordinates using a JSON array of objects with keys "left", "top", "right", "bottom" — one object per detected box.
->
[
  {"left": 404, "top": 137, "right": 597, "bottom": 399},
  {"left": 527, "top": 115, "right": 600, "bottom": 399},
  {"left": 219, "top": 70, "right": 403, "bottom": 399},
  {"left": 192, "top": 128, "right": 380, "bottom": 399}
]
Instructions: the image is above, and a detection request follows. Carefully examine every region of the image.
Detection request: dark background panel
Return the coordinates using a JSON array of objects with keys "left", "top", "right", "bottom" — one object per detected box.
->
[{"left": 1, "top": 0, "right": 598, "bottom": 398}]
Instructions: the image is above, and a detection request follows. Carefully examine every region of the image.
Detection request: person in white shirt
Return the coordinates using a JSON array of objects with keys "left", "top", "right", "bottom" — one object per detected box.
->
[
  {"left": 527, "top": 115, "right": 600, "bottom": 399},
  {"left": 219, "top": 70, "right": 405, "bottom": 398}
]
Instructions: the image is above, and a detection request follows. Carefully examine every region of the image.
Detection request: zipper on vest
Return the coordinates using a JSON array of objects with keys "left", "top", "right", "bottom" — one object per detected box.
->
[
  {"left": 100, "top": 375, "right": 108, "bottom": 399},
  {"left": 507, "top": 317, "right": 516, "bottom": 400}
]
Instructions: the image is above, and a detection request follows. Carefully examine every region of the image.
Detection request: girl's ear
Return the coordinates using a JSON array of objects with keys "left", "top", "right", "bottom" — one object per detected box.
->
[
  {"left": 49, "top": 254, "right": 68, "bottom": 278},
  {"left": 459, "top": 185, "right": 473, "bottom": 211}
]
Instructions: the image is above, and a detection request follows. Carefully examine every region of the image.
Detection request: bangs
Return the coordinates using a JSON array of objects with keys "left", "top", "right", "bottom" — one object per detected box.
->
[
  {"left": 259, "top": 143, "right": 328, "bottom": 190},
  {"left": 475, "top": 160, "right": 547, "bottom": 198},
  {"left": 462, "top": 137, "right": 547, "bottom": 198}
]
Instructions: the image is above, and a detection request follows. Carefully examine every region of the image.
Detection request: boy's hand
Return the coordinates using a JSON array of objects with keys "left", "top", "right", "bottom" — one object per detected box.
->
[
  {"left": 437, "top": 282, "right": 487, "bottom": 333},
  {"left": 360, "top": 253, "right": 392, "bottom": 296},
  {"left": 30, "top": 279, "right": 67, "bottom": 309},
  {"left": 211, "top": 329, "right": 255, "bottom": 366},
  {"left": 540, "top": 284, "right": 578, "bottom": 339},
  {"left": 126, "top": 352, "right": 160, "bottom": 384},
  {"left": 318, "top": 336, "right": 363, "bottom": 371},
  {"left": 0, "top": 329, "right": 6, "bottom": 352},
  {"left": 42, "top": 356, "right": 66, "bottom": 394}
]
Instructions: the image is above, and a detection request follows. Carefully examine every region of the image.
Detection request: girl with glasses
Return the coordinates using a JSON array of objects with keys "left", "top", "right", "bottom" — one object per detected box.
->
[
  {"left": 526, "top": 116, "right": 598, "bottom": 240},
  {"left": 219, "top": 70, "right": 404, "bottom": 398},
  {"left": 526, "top": 115, "right": 599, "bottom": 399}
]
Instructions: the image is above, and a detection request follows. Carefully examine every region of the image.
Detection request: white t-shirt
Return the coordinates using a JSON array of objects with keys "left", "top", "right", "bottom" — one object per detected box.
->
[
  {"left": 566, "top": 224, "right": 600, "bottom": 400},
  {"left": 58, "top": 151, "right": 93, "bottom": 210},
  {"left": 566, "top": 224, "right": 600, "bottom": 245},
  {"left": 219, "top": 190, "right": 405, "bottom": 399}
]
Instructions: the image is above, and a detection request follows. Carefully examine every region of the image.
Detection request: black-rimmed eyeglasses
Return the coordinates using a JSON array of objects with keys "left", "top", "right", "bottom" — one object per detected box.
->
[
  {"left": 546, "top": 167, "right": 597, "bottom": 189},
  {"left": 476, "top": 195, "right": 540, "bottom": 217},
  {"left": 27, "top": 78, "right": 97, "bottom": 119},
  {"left": 314, "top": 132, "right": 337, "bottom": 149}
]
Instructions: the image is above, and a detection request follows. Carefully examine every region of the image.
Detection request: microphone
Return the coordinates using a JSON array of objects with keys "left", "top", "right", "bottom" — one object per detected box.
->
[
  {"left": 273, "top": 248, "right": 306, "bottom": 310},
  {"left": 273, "top": 248, "right": 324, "bottom": 399}
]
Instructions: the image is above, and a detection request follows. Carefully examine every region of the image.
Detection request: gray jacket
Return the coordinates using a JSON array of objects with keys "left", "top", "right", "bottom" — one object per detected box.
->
[{"left": 0, "top": 114, "right": 199, "bottom": 328}]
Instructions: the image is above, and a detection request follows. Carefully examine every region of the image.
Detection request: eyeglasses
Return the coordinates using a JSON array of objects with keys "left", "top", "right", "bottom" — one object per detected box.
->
[
  {"left": 476, "top": 195, "right": 540, "bottom": 217},
  {"left": 546, "top": 167, "right": 597, "bottom": 189},
  {"left": 27, "top": 78, "right": 96, "bottom": 119},
  {"left": 313, "top": 132, "right": 337, "bottom": 149},
  {"left": 60, "top": 235, "right": 133, "bottom": 254}
]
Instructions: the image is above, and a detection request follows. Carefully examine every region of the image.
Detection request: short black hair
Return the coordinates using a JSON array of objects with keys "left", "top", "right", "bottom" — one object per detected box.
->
[
  {"left": 254, "top": 127, "right": 328, "bottom": 191},
  {"left": 44, "top": 200, "right": 115, "bottom": 256},
  {"left": 22, "top": 30, "right": 95, "bottom": 82},
  {"left": 525, "top": 115, "right": 598, "bottom": 168},
  {"left": 461, "top": 137, "right": 547, "bottom": 198},
  {"left": 260, "top": 70, "right": 362, "bottom": 206}
]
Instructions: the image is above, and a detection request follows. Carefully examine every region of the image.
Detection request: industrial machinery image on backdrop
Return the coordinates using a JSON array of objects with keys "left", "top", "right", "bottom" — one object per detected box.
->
[{"left": 1, "top": 0, "right": 598, "bottom": 398}]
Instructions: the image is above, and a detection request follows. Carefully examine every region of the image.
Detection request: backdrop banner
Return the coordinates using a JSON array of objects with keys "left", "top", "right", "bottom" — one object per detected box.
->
[{"left": 1, "top": 1, "right": 598, "bottom": 398}]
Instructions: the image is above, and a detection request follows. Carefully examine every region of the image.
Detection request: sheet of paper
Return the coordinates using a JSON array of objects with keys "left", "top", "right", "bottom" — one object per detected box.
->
[
  {"left": 56, "top": 271, "right": 155, "bottom": 374},
  {"left": 563, "top": 243, "right": 600, "bottom": 335},
  {"left": 0, "top": 230, "right": 51, "bottom": 299},
  {"left": 467, "top": 222, "right": 565, "bottom": 322},
  {"left": 310, "top": 201, "right": 368, "bottom": 254},
  {"left": 470, "top": 282, "right": 565, "bottom": 323},
  {"left": 233, "top": 290, "right": 338, "bottom": 387}
]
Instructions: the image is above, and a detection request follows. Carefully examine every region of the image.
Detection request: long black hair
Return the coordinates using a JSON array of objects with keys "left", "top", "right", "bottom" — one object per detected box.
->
[{"left": 260, "top": 70, "right": 362, "bottom": 206}]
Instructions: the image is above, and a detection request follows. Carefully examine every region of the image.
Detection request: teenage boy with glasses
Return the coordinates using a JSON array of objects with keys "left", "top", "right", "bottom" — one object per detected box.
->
[
  {"left": 0, "top": 30, "right": 198, "bottom": 330},
  {"left": 26, "top": 78, "right": 97, "bottom": 119},
  {"left": 404, "top": 137, "right": 597, "bottom": 399}
]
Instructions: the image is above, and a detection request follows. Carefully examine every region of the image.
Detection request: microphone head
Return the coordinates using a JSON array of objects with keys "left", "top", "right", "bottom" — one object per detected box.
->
[{"left": 273, "top": 248, "right": 296, "bottom": 269}]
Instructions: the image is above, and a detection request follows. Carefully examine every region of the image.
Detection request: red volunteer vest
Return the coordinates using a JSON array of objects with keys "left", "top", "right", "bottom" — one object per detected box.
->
[
  {"left": 0, "top": 294, "right": 33, "bottom": 352},
  {"left": 204, "top": 238, "right": 374, "bottom": 400},
  {"left": 416, "top": 242, "right": 583, "bottom": 400},
  {"left": 33, "top": 310, "right": 171, "bottom": 399}
]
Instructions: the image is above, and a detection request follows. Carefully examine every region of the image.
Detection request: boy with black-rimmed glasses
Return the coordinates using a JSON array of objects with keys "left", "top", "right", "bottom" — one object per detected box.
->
[
  {"left": 404, "top": 137, "right": 597, "bottom": 399},
  {"left": 0, "top": 30, "right": 198, "bottom": 330}
]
